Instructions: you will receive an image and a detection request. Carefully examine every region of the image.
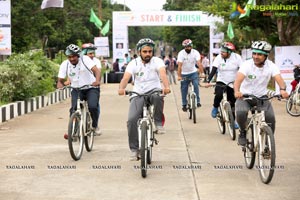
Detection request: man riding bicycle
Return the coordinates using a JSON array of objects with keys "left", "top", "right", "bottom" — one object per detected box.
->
[
  {"left": 234, "top": 40, "right": 289, "bottom": 146},
  {"left": 177, "top": 39, "right": 204, "bottom": 111},
  {"left": 82, "top": 43, "right": 102, "bottom": 135},
  {"left": 205, "top": 42, "right": 243, "bottom": 128},
  {"left": 118, "top": 38, "right": 171, "bottom": 161},
  {"left": 57, "top": 44, "right": 101, "bottom": 136}
]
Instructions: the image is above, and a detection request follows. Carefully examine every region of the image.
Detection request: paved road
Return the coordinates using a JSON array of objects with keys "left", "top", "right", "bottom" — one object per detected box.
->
[{"left": 0, "top": 83, "right": 299, "bottom": 200}]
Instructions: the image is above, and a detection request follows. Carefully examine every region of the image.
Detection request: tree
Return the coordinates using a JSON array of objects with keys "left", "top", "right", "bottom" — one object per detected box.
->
[{"left": 11, "top": 0, "right": 124, "bottom": 54}]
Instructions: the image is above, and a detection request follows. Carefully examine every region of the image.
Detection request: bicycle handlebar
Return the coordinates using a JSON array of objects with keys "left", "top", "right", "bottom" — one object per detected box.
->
[
  {"left": 125, "top": 89, "right": 163, "bottom": 97},
  {"left": 59, "top": 85, "right": 99, "bottom": 90},
  {"left": 242, "top": 94, "right": 282, "bottom": 101}
]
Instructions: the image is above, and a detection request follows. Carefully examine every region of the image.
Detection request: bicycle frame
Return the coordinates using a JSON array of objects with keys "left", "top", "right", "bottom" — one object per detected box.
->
[
  {"left": 137, "top": 103, "right": 155, "bottom": 150},
  {"left": 75, "top": 97, "right": 89, "bottom": 136},
  {"left": 242, "top": 94, "right": 280, "bottom": 184},
  {"left": 286, "top": 82, "right": 300, "bottom": 116},
  {"left": 247, "top": 109, "right": 268, "bottom": 152},
  {"left": 292, "top": 83, "right": 300, "bottom": 106},
  {"left": 126, "top": 90, "right": 162, "bottom": 178},
  {"left": 219, "top": 89, "right": 229, "bottom": 123},
  {"left": 187, "top": 81, "right": 197, "bottom": 109}
]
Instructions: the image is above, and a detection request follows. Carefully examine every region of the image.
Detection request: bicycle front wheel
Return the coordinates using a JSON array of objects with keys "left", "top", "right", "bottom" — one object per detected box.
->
[
  {"left": 225, "top": 103, "right": 236, "bottom": 140},
  {"left": 244, "top": 120, "right": 255, "bottom": 169},
  {"left": 258, "top": 126, "right": 275, "bottom": 184},
  {"left": 192, "top": 95, "right": 196, "bottom": 124},
  {"left": 84, "top": 112, "right": 94, "bottom": 152},
  {"left": 140, "top": 121, "right": 148, "bottom": 178},
  {"left": 68, "top": 112, "right": 84, "bottom": 161},
  {"left": 286, "top": 92, "right": 300, "bottom": 116},
  {"left": 216, "top": 108, "right": 225, "bottom": 134},
  {"left": 147, "top": 123, "right": 153, "bottom": 165}
]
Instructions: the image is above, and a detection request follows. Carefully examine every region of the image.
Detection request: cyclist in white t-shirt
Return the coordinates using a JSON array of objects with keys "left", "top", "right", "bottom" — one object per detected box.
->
[
  {"left": 177, "top": 39, "right": 204, "bottom": 111},
  {"left": 234, "top": 41, "right": 289, "bottom": 146},
  {"left": 206, "top": 42, "right": 242, "bottom": 128},
  {"left": 82, "top": 43, "right": 102, "bottom": 135},
  {"left": 57, "top": 44, "right": 101, "bottom": 136},
  {"left": 118, "top": 38, "right": 171, "bottom": 160},
  {"left": 82, "top": 43, "right": 102, "bottom": 70}
]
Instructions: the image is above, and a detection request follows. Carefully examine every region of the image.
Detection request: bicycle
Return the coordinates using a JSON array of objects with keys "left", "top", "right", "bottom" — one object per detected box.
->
[
  {"left": 125, "top": 89, "right": 162, "bottom": 178},
  {"left": 241, "top": 94, "right": 281, "bottom": 184},
  {"left": 215, "top": 82, "right": 236, "bottom": 140},
  {"left": 286, "top": 82, "right": 300, "bottom": 117},
  {"left": 67, "top": 85, "right": 97, "bottom": 161},
  {"left": 182, "top": 77, "right": 198, "bottom": 124}
]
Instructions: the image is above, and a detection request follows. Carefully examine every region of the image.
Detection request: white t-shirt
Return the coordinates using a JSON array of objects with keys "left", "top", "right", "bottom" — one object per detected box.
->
[
  {"left": 126, "top": 57, "right": 165, "bottom": 94},
  {"left": 239, "top": 59, "right": 280, "bottom": 97},
  {"left": 177, "top": 49, "right": 200, "bottom": 75},
  {"left": 202, "top": 57, "right": 210, "bottom": 68},
  {"left": 212, "top": 52, "right": 243, "bottom": 84},
  {"left": 58, "top": 55, "right": 96, "bottom": 87},
  {"left": 92, "top": 57, "right": 102, "bottom": 70}
]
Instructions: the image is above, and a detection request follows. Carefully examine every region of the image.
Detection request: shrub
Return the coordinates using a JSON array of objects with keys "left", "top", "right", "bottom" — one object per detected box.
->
[{"left": 0, "top": 50, "right": 59, "bottom": 104}]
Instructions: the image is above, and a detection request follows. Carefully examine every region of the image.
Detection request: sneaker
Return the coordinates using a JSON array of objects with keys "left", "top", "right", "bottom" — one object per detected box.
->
[
  {"left": 182, "top": 105, "right": 187, "bottom": 112},
  {"left": 129, "top": 150, "right": 140, "bottom": 161},
  {"left": 92, "top": 127, "right": 102, "bottom": 136},
  {"left": 156, "top": 125, "right": 166, "bottom": 134},
  {"left": 238, "top": 130, "right": 247, "bottom": 146},
  {"left": 197, "top": 103, "right": 202, "bottom": 107},
  {"left": 234, "top": 122, "right": 239, "bottom": 129},
  {"left": 211, "top": 107, "right": 218, "bottom": 118}
]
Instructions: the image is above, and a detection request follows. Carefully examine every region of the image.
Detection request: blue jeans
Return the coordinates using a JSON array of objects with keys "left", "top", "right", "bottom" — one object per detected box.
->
[
  {"left": 180, "top": 72, "right": 200, "bottom": 106},
  {"left": 70, "top": 88, "right": 100, "bottom": 128}
]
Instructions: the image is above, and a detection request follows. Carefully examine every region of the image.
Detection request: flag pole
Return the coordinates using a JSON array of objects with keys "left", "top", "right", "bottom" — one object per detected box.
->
[{"left": 98, "top": 0, "right": 102, "bottom": 37}]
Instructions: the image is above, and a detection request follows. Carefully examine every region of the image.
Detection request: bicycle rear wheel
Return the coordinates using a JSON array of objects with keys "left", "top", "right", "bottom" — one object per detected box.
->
[
  {"left": 244, "top": 120, "right": 255, "bottom": 169},
  {"left": 224, "top": 103, "right": 236, "bottom": 140},
  {"left": 258, "top": 126, "right": 275, "bottom": 184},
  {"left": 68, "top": 112, "right": 84, "bottom": 161},
  {"left": 140, "top": 121, "right": 148, "bottom": 178},
  {"left": 286, "top": 92, "right": 300, "bottom": 116},
  {"left": 192, "top": 95, "right": 196, "bottom": 124},
  {"left": 216, "top": 108, "right": 225, "bottom": 134},
  {"left": 84, "top": 112, "right": 94, "bottom": 152}
]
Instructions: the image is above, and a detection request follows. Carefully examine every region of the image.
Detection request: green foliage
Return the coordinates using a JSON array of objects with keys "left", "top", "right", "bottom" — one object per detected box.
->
[
  {"left": 0, "top": 51, "right": 59, "bottom": 104},
  {"left": 11, "top": 0, "right": 124, "bottom": 54},
  {"left": 163, "top": 0, "right": 300, "bottom": 50}
]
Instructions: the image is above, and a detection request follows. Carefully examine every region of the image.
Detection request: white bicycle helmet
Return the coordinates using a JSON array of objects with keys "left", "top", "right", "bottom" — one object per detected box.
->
[
  {"left": 136, "top": 38, "right": 155, "bottom": 51},
  {"left": 251, "top": 41, "right": 272, "bottom": 55},
  {"left": 65, "top": 44, "right": 81, "bottom": 56}
]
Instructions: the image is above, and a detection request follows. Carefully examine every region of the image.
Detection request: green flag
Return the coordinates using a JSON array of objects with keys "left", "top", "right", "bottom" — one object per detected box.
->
[
  {"left": 90, "top": 8, "right": 102, "bottom": 29},
  {"left": 227, "top": 21, "right": 234, "bottom": 39},
  {"left": 101, "top": 20, "right": 110, "bottom": 36},
  {"left": 239, "top": 0, "right": 256, "bottom": 18}
]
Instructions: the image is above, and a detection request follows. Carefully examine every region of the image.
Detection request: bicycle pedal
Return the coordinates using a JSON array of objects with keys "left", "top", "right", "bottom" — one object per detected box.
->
[
  {"left": 154, "top": 138, "right": 159, "bottom": 145},
  {"left": 242, "top": 147, "right": 246, "bottom": 152}
]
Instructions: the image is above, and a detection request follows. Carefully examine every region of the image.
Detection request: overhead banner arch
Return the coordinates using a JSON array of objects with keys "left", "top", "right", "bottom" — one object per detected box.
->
[{"left": 113, "top": 11, "right": 223, "bottom": 66}]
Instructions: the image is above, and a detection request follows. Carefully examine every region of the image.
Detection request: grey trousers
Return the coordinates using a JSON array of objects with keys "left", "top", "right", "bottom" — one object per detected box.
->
[
  {"left": 235, "top": 98, "right": 276, "bottom": 133},
  {"left": 127, "top": 93, "right": 164, "bottom": 151}
]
